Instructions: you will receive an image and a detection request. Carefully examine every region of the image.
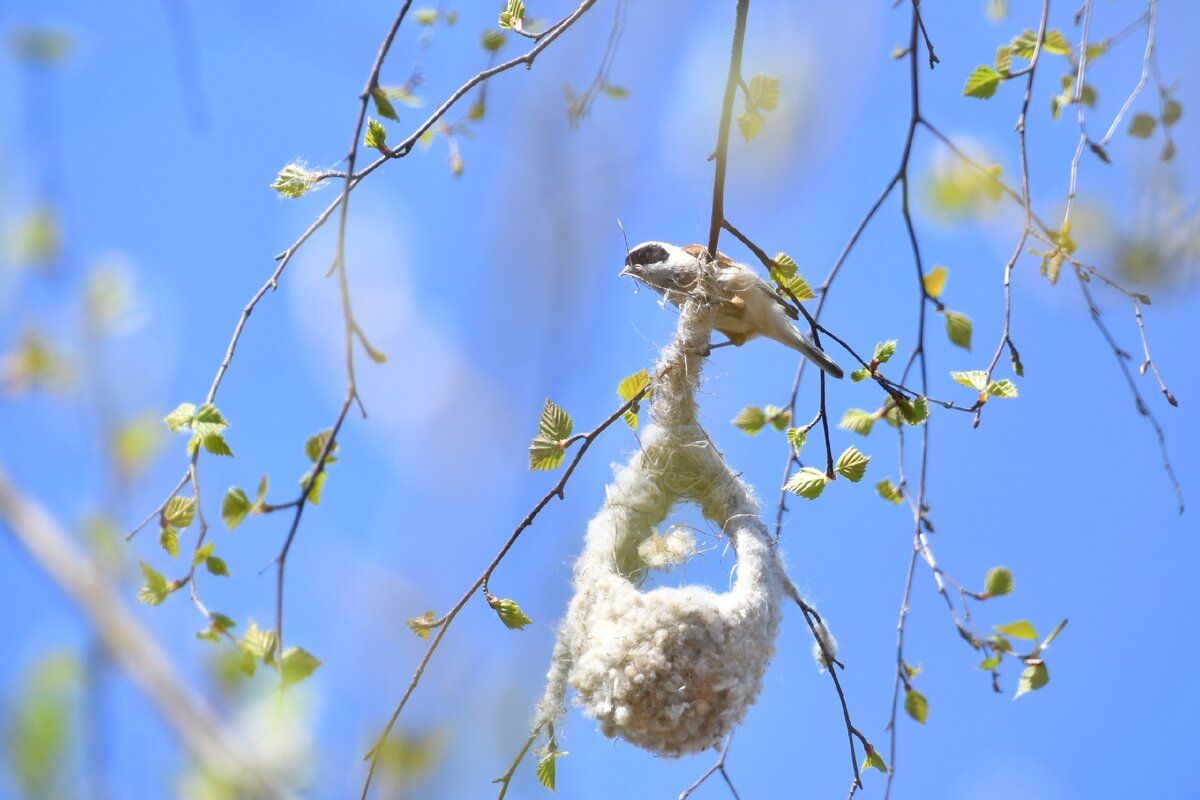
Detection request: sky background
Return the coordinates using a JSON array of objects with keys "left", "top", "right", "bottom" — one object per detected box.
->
[{"left": 1, "top": 1, "right": 1198, "bottom": 798}]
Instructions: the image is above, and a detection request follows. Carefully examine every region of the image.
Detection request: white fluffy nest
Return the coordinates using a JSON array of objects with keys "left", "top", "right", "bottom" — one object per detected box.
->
[{"left": 534, "top": 285, "right": 797, "bottom": 757}]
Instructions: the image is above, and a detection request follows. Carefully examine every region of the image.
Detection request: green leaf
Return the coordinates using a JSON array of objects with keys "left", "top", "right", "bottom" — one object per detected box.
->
[
  {"left": 159, "top": 526, "right": 179, "bottom": 558},
  {"left": 492, "top": 598, "right": 532, "bottom": 630},
  {"left": 481, "top": 28, "right": 506, "bottom": 52},
  {"left": 951, "top": 370, "right": 988, "bottom": 390},
  {"left": 978, "top": 655, "right": 1002, "bottom": 670},
  {"left": 1040, "top": 619, "right": 1068, "bottom": 651},
  {"left": 413, "top": 7, "right": 439, "bottom": 25},
  {"left": 994, "top": 46, "right": 1012, "bottom": 75},
  {"left": 874, "top": 340, "right": 897, "bottom": 364},
  {"left": 365, "top": 117, "right": 388, "bottom": 150},
  {"left": 164, "top": 402, "right": 196, "bottom": 432},
  {"left": 191, "top": 404, "right": 228, "bottom": 436},
  {"left": 137, "top": 561, "right": 171, "bottom": 606},
  {"left": 835, "top": 446, "right": 870, "bottom": 482},
  {"left": 963, "top": 65, "right": 1001, "bottom": 99},
  {"left": 737, "top": 109, "right": 765, "bottom": 142},
  {"left": 983, "top": 566, "right": 1014, "bottom": 598},
  {"left": 897, "top": 396, "right": 929, "bottom": 425},
  {"left": 988, "top": 634, "right": 1014, "bottom": 654},
  {"left": 764, "top": 404, "right": 791, "bottom": 432},
  {"left": 786, "top": 427, "right": 806, "bottom": 455},
  {"left": 732, "top": 406, "right": 767, "bottom": 435},
  {"left": 279, "top": 647, "right": 323, "bottom": 686},
  {"left": 904, "top": 689, "right": 928, "bottom": 724},
  {"left": 221, "top": 487, "right": 251, "bottom": 530},
  {"left": 255, "top": 475, "right": 269, "bottom": 506},
  {"left": 371, "top": 87, "right": 399, "bottom": 121},
  {"left": 784, "top": 467, "right": 828, "bottom": 500},
  {"left": 1015, "top": 661, "right": 1049, "bottom": 698},
  {"left": 271, "top": 164, "right": 319, "bottom": 198},
  {"left": 747, "top": 74, "right": 780, "bottom": 112},
  {"left": 838, "top": 409, "right": 875, "bottom": 436},
  {"left": 407, "top": 611, "right": 435, "bottom": 640},
  {"left": 301, "top": 469, "right": 327, "bottom": 505},
  {"left": 529, "top": 400, "right": 573, "bottom": 470},
  {"left": 945, "top": 311, "right": 973, "bottom": 350},
  {"left": 200, "top": 433, "right": 233, "bottom": 457},
  {"left": 923, "top": 266, "right": 948, "bottom": 298},
  {"left": 205, "top": 556, "right": 229, "bottom": 577},
  {"left": 192, "top": 541, "right": 214, "bottom": 567},
  {"left": 1162, "top": 99, "right": 1182, "bottom": 127},
  {"left": 849, "top": 368, "right": 870, "bottom": 382},
  {"left": 876, "top": 478, "right": 904, "bottom": 504},
  {"left": 538, "top": 399, "right": 573, "bottom": 440},
  {"left": 862, "top": 749, "right": 887, "bottom": 773},
  {"left": 1042, "top": 29, "right": 1072, "bottom": 56},
  {"left": 305, "top": 429, "right": 337, "bottom": 462},
  {"left": 162, "top": 496, "right": 196, "bottom": 528},
  {"left": 240, "top": 620, "right": 277, "bottom": 664},
  {"left": 617, "top": 369, "right": 650, "bottom": 429},
  {"left": 772, "top": 252, "right": 798, "bottom": 279},
  {"left": 1128, "top": 113, "right": 1156, "bottom": 139},
  {"left": 1010, "top": 29, "right": 1037, "bottom": 59},
  {"left": 535, "top": 751, "right": 561, "bottom": 791},
  {"left": 498, "top": 0, "right": 524, "bottom": 29},
  {"left": 986, "top": 379, "right": 1018, "bottom": 399},
  {"left": 995, "top": 620, "right": 1038, "bottom": 641}
]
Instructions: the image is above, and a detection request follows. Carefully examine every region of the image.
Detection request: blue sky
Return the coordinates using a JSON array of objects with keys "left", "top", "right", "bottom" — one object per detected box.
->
[{"left": 1, "top": 1, "right": 1198, "bottom": 798}]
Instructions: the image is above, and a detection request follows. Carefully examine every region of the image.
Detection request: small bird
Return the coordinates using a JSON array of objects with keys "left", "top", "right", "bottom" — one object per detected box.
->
[{"left": 621, "top": 241, "right": 844, "bottom": 379}]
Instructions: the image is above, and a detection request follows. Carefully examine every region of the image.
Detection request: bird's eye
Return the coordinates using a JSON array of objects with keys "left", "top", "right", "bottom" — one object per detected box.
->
[{"left": 625, "top": 243, "right": 670, "bottom": 268}]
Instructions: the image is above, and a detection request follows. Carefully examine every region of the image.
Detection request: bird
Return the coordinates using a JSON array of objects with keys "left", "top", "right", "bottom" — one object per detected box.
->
[{"left": 620, "top": 241, "right": 844, "bottom": 379}]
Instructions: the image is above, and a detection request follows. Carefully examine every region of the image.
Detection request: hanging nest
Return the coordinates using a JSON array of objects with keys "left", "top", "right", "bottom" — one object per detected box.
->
[{"left": 534, "top": 263, "right": 798, "bottom": 757}]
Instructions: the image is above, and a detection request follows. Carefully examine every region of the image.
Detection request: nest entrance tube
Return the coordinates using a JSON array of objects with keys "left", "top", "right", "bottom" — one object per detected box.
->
[{"left": 535, "top": 271, "right": 792, "bottom": 757}]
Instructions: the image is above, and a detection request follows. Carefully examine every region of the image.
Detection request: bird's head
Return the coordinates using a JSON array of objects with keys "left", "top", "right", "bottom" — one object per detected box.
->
[{"left": 620, "top": 241, "right": 704, "bottom": 297}]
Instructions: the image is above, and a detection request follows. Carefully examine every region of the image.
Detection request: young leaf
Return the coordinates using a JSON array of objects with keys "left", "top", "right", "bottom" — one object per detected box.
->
[
  {"left": 897, "top": 395, "right": 929, "bottom": 425},
  {"left": 200, "top": 433, "right": 233, "bottom": 457},
  {"left": 192, "top": 541, "right": 214, "bottom": 567},
  {"left": 995, "top": 620, "right": 1038, "bottom": 641},
  {"left": 951, "top": 370, "right": 988, "bottom": 390},
  {"left": 205, "top": 556, "right": 229, "bottom": 577},
  {"left": 876, "top": 477, "right": 904, "bottom": 504},
  {"left": 986, "top": 379, "right": 1018, "bottom": 399},
  {"left": 164, "top": 402, "right": 195, "bottom": 432},
  {"left": 764, "top": 404, "right": 791, "bottom": 431},
  {"left": 191, "top": 404, "right": 228, "bottom": 436},
  {"left": 538, "top": 399, "right": 573, "bottom": 440},
  {"left": 772, "top": 252, "right": 798, "bottom": 278},
  {"left": 535, "top": 751, "right": 562, "bottom": 791},
  {"left": 305, "top": 429, "right": 337, "bottom": 463},
  {"left": 838, "top": 408, "right": 875, "bottom": 436},
  {"left": 137, "top": 561, "right": 171, "bottom": 606},
  {"left": 1015, "top": 661, "right": 1049, "bottom": 698},
  {"left": 945, "top": 310, "right": 973, "bottom": 350},
  {"left": 221, "top": 487, "right": 252, "bottom": 530},
  {"left": 786, "top": 427, "right": 806, "bottom": 455},
  {"left": 874, "top": 340, "right": 897, "bottom": 364},
  {"left": 1128, "top": 113, "right": 1156, "bottom": 139},
  {"left": 963, "top": 65, "right": 1001, "bottom": 99},
  {"left": 271, "top": 164, "right": 321, "bottom": 198},
  {"left": 617, "top": 369, "right": 650, "bottom": 429},
  {"left": 481, "top": 28, "right": 506, "bottom": 53},
  {"left": 365, "top": 117, "right": 388, "bottom": 150},
  {"left": 747, "top": 74, "right": 780, "bottom": 112},
  {"left": 371, "top": 87, "right": 399, "bottom": 121},
  {"left": 994, "top": 45, "right": 1012, "bottom": 75},
  {"left": 784, "top": 467, "right": 828, "bottom": 500},
  {"left": 279, "top": 647, "right": 323, "bottom": 686},
  {"left": 1162, "top": 99, "right": 1182, "bottom": 127},
  {"left": 491, "top": 598, "right": 532, "bottom": 630},
  {"left": 923, "top": 266, "right": 948, "bottom": 298},
  {"left": 983, "top": 566, "right": 1014, "bottom": 598},
  {"left": 862, "top": 749, "right": 887, "bottom": 773},
  {"left": 159, "top": 526, "right": 179, "bottom": 558},
  {"left": 529, "top": 400, "right": 573, "bottom": 470},
  {"left": 732, "top": 406, "right": 767, "bottom": 435},
  {"left": 498, "top": 0, "right": 524, "bottom": 29},
  {"left": 978, "top": 655, "right": 1002, "bottom": 670},
  {"left": 904, "top": 688, "right": 929, "bottom": 724},
  {"left": 849, "top": 368, "right": 871, "bottom": 382},
  {"left": 835, "top": 446, "right": 870, "bottom": 482},
  {"left": 1042, "top": 29, "right": 1072, "bottom": 56},
  {"left": 407, "top": 611, "right": 435, "bottom": 640},
  {"left": 162, "top": 496, "right": 196, "bottom": 528},
  {"left": 737, "top": 109, "right": 765, "bottom": 142}
]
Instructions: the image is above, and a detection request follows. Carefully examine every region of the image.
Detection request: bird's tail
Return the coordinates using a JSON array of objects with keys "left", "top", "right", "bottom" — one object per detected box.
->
[{"left": 782, "top": 327, "right": 845, "bottom": 379}]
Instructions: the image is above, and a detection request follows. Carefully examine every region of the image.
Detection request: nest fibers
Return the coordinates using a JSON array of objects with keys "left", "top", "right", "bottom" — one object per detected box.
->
[{"left": 534, "top": 264, "right": 814, "bottom": 757}]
